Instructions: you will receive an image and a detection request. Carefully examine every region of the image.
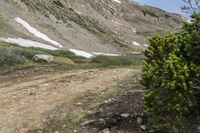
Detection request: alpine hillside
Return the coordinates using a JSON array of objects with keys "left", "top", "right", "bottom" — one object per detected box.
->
[{"left": 0, "top": 0, "right": 187, "bottom": 56}]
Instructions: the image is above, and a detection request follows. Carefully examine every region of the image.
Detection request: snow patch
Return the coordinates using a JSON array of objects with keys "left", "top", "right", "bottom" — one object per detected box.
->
[
  {"left": 181, "top": 16, "right": 191, "bottom": 23},
  {"left": 111, "top": 20, "right": 121, "bottom": 26},
  {"left": 133, "top": 41, "right": 141, "bottom": 46},
  {"left": 75, "top": 11, "right": 82, "bottom": 15},
  {"left": 113, "top": 0, "right": 121, "bottom": 4},
  {"left": 132, "top": 28, "right": 137, "bottom": 34},
  {"left": 137, "top": 3, "right": 145, "bottom": 6},
  {"left": 0, "top": 38, "right": 59, "bottom": 50},
  {"left": 69, "top": 49, "right": 120, "bottom": 58},
  {"left": 144, "top": 44, "right": 148, "bottom": 47},
  {"left": 14, "top": 17, "right": 62, "bottom": 48},
  {"left": 91, "top": 52, "right": 120, "bottom": 56},
  {"left": 132, "top": 1, "right": 145, "bottom": 6},
  {"left": 69, "top": 49, "right": 94, "bottom": 58},
  {"left": 0, "top": 37, "right": 121, "bottom": 58}
]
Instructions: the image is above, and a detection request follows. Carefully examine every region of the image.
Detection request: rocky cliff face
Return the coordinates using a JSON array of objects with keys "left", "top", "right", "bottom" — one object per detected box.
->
[{"left": 0, "top": 0, "right": 186, "bottom": 54}]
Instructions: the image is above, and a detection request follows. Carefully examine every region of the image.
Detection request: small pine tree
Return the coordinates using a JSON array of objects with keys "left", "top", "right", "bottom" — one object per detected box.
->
[{"left": 142, "top": 14, "right": 200, "bottom": 130}]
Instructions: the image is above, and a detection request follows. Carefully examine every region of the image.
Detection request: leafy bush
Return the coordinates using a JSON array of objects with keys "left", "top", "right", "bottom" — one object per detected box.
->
[
  {"left": 91, "top": 55, "right": 143, "bottom": 66},
  {"left": 142, "top": 14, "right": 200, "bottom": 130}
]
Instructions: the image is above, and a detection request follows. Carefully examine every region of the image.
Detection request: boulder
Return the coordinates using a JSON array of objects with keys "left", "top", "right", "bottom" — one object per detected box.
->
[{"left": 33, "top": 54, "right": 54, "bottom": 63}]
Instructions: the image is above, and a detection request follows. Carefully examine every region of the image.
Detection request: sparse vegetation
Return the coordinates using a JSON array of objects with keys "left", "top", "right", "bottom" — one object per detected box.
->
[
  {"left": 0, "top": 42, "right": 143, "bottom": 73},
  {"left": 53, "top": 0, "right": 64, "bottom": 8},
  {"left": 142, "top": 10, "right": 159, "bottom": 18}
]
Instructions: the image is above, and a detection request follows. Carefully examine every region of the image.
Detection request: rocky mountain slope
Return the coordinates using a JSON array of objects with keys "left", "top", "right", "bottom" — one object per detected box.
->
[{"left": 0, "top": 0, "right": 186, "bottom": 55}]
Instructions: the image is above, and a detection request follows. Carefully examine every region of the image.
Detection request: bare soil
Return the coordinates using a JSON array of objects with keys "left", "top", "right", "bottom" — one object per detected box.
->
[{"left": 0, "top": 67, "right": 140, "bottom": 133}]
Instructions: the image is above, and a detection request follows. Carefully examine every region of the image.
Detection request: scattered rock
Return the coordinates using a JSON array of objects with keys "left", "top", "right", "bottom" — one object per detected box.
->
[
  {"left": 100, "top": 92, "right": 105, "bottom": 95},
  {"left": 106, "top": 112, "right": 113, "bottom": 116},
  {"left": 76, "top": 102, "right": 83, "bottom": 106},
  {"left": 33, "top": 54, "right": 54, "bottom": 63},
  {"left": 28, "top": 90, "right": 36, "bottom": 96},
  {"left": 73, "top": 129, "right": 77, "bottom": 133},
  {"left": 81, "top": 119, "right": 96, "bottom": 126},
  {"left": 99, "top": 128, "right": 110, "bottom": 133},
  {"left": 87, "top": 110, "right": 94, "bottom": 115},
  {"left": 139, "top": 112, "right": 144, "bottom": 117},
  {"left": 172, "top": 126, "right": 179, "bottom": 133},
  {"left": 111, "top": 98, "right": 115, "bottom": 101},
  {"left": 98, "top": 118, "right": 106, "bottom": 124},
  {"left": 99, "top": 108, "right": 103, "bottom": 112},
  {"left": 137, "top": 117, "right": 143, "bottom": 125},
  {"left": 120, "top": 113, "right": 130, "bottom": 118},
  {"left": 43, "top": 83, "right": 49, "bottom": 86},
  {"left": 149, "top": 129, "right": 156, "bottom": 133},
  {"left": 140, "top": 125, "right": 146, "bottom": 131},
  {"left": 104, "top": 99, "right": 112, "bottom": 103}
]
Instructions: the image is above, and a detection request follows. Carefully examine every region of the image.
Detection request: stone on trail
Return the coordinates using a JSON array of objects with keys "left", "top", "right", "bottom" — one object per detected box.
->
[
  {"left": 81, "top": 119, "right": 96, "bottom": 126},
  {"left": 140, "top": 125, "right": 146, "bottom": 131},
  {"left": 137, "top": 117, "right": 143, "bottom": 125},
  {"left": 99, "top": 128, "right": 110, "bottom": 133}
]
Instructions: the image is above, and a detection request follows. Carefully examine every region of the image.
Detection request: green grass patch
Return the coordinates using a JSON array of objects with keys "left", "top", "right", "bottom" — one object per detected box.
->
[
  {"left": 137, "top": 30, "right": 171, "bottom": 38},
  {"left": 0, "top": 42, "right": 79, "bottom": 58},
  {"left": 91, "top": 55, "right": 143, "bottom": 67},
  {"left": 0, "top": 42, "right": 144, "bottom": 73},
  {"left": 54, "top": 57, "right": 74, "bottom": 64},
  {"left": 0, "top": 42, "right": 79, "bottom": 69}
]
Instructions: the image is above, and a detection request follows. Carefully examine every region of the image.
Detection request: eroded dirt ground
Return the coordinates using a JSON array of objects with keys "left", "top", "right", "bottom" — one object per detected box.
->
[{"left": 0, "top": 67, "right": 143, "bottom": 133}]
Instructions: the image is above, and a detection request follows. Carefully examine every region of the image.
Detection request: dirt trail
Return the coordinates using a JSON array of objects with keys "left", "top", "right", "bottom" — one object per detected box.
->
[{"left": 0, "top": 68, "right": 137, "bottom": 133}]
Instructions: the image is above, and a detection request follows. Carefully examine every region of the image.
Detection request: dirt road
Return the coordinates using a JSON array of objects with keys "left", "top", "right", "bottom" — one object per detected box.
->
[{"left": 0, "top": 68, "right": 138, "bottom": 133}]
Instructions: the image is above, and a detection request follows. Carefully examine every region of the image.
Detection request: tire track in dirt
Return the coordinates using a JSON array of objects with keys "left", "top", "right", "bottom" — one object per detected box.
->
[{"left": 0, "top": 68, "right": 138, "bottom": 133}]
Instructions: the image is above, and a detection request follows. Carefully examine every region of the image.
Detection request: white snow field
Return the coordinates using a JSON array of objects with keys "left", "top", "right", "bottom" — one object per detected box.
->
[
  {"left": 14, "top": 17, "right": 63, "bottom": 48},
  {"left": 0, "top": 38, "right": 59, "bottom": 50}
]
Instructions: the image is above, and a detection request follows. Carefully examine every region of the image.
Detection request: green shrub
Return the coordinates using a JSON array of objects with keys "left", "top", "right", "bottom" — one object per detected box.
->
[
  {"left": 181, "top": 14, "right": 200, "bottom": 65},
  {"left": 142, "top": 14, "right": 200, "bottom": 130}
]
